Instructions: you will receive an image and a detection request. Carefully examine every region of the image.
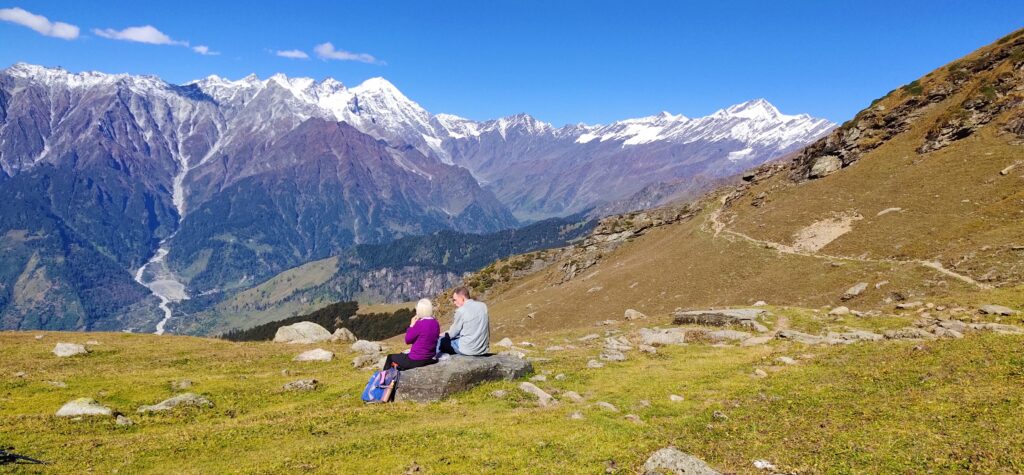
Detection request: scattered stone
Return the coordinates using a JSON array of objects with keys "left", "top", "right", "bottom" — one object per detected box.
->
[
  {"left": 554, "top": 373, "right": 567, "bottom": 381},
  {"left": 980, "top": 304, "right": 1018, "bottom": 316},
  {"left": 639, "top": 327, "right": 687, "bottom": 346},
  {"left": 777, "top": 329, "right": 849, "bottom": 345},
  {"left": 587, "top": 359, "right": 605, "bottom": 369},
  {"left": 499, "top": 350, "right": 528, "bottom": 359},
  {"left": 273, "top": 321, "right": 333, "bottom": 344},
  {"left": 518, "top": 382, "right": 557, "bottom": 407},
  {"left": 884, "top": 327, "right": 938, "bottom": 340},
  {"left": 753, "top": 459, "right": 778, "bottom": 471},
  {"left": 753, "top": 369, "right": 768, "bottom": 378},
  {"left": 530, "top": 374, "right": 548, "bottom": 382},
  {"left": 967, "top": 322, "right": 1024, "bottom": 334},
  {"left": 932, "top": 327, "right": 964, "bottom": 339},
  {"left": 842, "top": 282, "right": 868, "bottom": 300},
  {"left": 875, "top": 280, "right": 890, "bottom": 289},
  {"left": 809, "top": 155, "right": 842, "bottom": 179},
  {"left": 587, "top": 286, "right": 603, "bottom": 293},
  {"left": 330, "top": 327, "right": 357, "bottom": 342},
  {"left": 294, "top": 349, "right": 334, "bottom": 362},
  {"left": 596, "top": 401, "right": 619, "bottom": 412},
  {"left": 829, "top": 306, "right": 851, "bottom": 316},
  {"left": 604, "top": 336, "right": 633, "bottom": 351},
  {"left": 171, "top": 379, "right": 193, "bottom": 391},
  {"left": 596, "top": 320, "right": 619, "bottom": 326},
  {"left": 34, "top": 334, "right": 44, "bottom": 340},
  {"left": 519, "top": 341, "right": 535, "bottom": 347},
  {"left": 495, "top": 337, "right": 514, "bottom": 348},
  {"left": 351, "top": 340, "right": 384, "bottom": 354},
  {"left": 490, "top": 390, "right": 507, "bottom": 398},
  {"left": 669, "top": 394, "right": 685, "bottom": 402},
  {"left": 563, "top": 391, "right": 584, "bottom": 403},
  {"left": 53, "top": 343, "right": 88, "bottom": 357},
  {"left": 115, "top": 415, "right": 134, "bottom": 427},
  {"left": 545, "top": 346, "right": 565, "bottom": 352},
  {"left": 46, "top": 380, "right": 67, "bottom": 388},
  {"left": 706, "top": 330, "right": 752, "bottom": 342},
  {"left": 672, "top": 308, "right": 769, "bottom": 332},
  {"left": 775, "top": 356, "right": 797, "bottom": 365},
  {"left": 569, "top": 411, "right": 585, "bottom": 420},
  {"left": 896, "top": 301, "right": 923, "bottom": 310},
  {"left": 137, "top": 393, "right": 213, "bottom": 413},
  {"left": 740, "top": 336, "right": 772, "bottom": 347},
  {"left": 396, "top": 355, "right": 533, "bottom": 402},
  {"left": 712, "top": 410, "right": 729, "bottom": 421},
  {"left": 827, "top": 330, "right": 885, "bottom": 342},
  {"left": 599, "top": 350, "right": 627, "bottom": 362},
  {"left": 624, "top": 414, "right": 642, "bottom": 423},
  {"left": 876, "top": 208, "right": 902, "bottom": 217},
  {"left": 642, "top": 447, "right": 721, "bottom": 475},
  {"left": 639, "top": 344, "right": 658, "bottom": 354},
  {"left": 752, "top": 300, "right": 767, "bottom": 307},
  {"left": 404, "top": 461, "right": 422, "bottom": 474},
  {"left": 283, "top": 379, "right": 319, "bottom": 391},
  {"left": 577, "top": 333, "right": 600, "bottom": 342},
  {"left": 624, "top": 309, "right": 647, "bottom": 321},
  {"left": 56, "top": 398, "right": 112, "bottom": 417},
  {"left": 13, "top": 371, "right": 26, "bottom": 378},
  {"left": 352, "top": 353, "right": 384, "bottom": 370},
  {"left": 638, "top": 400, "right": 651, "bottom": 408},
  {"left": 85, "top": 340, "right": 100, "bottom": 345}
]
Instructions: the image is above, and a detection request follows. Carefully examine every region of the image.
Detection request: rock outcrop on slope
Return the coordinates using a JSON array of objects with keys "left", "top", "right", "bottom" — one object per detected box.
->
[{"left": 395, "top": 355, "right": 533, "bottom": 402}]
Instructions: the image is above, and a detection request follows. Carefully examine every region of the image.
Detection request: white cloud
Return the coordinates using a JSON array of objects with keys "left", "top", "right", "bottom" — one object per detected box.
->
[
  {"left": 193, "top": 45, "right": 219, "bottom": 56},
  {"left": 0, "top": 7, "right": 79, "bottom": 40},
  {"left": 313, "top": 42, "right": 382, "bottom": 64},
  {"left": 276, "top": 49, "right": 309, "bottom": 59},
  {"left": 93, "top": 25, "right": 186, "bottom": 45}
]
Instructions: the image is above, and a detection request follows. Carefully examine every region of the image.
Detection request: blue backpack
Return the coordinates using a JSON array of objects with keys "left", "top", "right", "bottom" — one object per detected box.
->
[{"left": 361, "top": 365, "right": 400, "bottom": 403}]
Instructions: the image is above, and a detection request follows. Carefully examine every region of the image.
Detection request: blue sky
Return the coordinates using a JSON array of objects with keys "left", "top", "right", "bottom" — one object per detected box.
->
[{"left": 2, "top": 1, "right": 1022, "bottom": 125}]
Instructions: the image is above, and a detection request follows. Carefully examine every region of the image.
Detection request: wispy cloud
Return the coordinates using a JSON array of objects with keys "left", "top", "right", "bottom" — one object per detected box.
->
[
  {"left": 192, "top": 45, "right": 219, "bottom": 56},
  {"left": 93, "top": 25, "right": 218, "bottom": 56},
  {"left": 314, "top": 42, "right": 382, "bottom": 65},
  {"left": 275, "top": 49, "right": 309, "bottom": 59},
  {"left": 93, "top": 25, "right": 186, "bottom": 45},
  {"left": 0, "top": 7, "right": 79, "bottom": 40}
]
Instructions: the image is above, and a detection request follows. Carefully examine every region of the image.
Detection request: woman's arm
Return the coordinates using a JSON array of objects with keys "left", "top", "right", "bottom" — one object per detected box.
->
[{"left": 405, "top": 320, "right": 420, "bottom": 345}]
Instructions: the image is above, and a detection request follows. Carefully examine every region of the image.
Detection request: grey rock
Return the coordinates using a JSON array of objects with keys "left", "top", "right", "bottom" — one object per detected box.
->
[
  {"left": 495, "top": 337, "right": 514, "bottom": 348},
  {"left": 775, "top": 356, "right": 797, "bottom": 365},
  {"left": 137, "top": 393, "right": 213, "bottom": 413},
  {"left": 569, "top": 411, "right": 584, "bottom": 420},
  {"left": 554, "top": 373, "right": 567, "bottom": 380},
  {"left": 980, "top": 304, "right": 1018, "bottom": 316},
  {"left": 587, "top": 359, "right": 605, "bottom": 369},
  {"left": 599, "top": 349, "right": 627, "bottom": 362},
  {"left": 283, "top": 379, "right": 319, "bottom": 391},
  {"left": 967, "top": 322, "right": 1024, "bottom": 334},
  {"left": 828, "top": 306, "right": 851, "bottom": 316},
  {"left": 625, "top": 414, "right": 643, "bottom": 423},
  {"left": 115, "top": 415, "right": 134, "bottom": 426},
  {"left": 706, "top": 330, "right": 752, "bottom": 342},
  {"left": 712, "top": 410, "right": 729, "bottom": 421},
  {"left": 776, "top": 330, "right": 849, "bottom": 345},
  {"left": 330, "top": 327, "right": 357, "bottom": 342},
  {"left": 932, "top": 327, "right": 964, "bottom": 339},
  {"left": 896, "top": 301, "right": 924, "bottom": 310},
  {"left": 740, "top": 336, "right": 772, "bottom": 347},
  {"left": 842, "top": 282, "right": 868, "bottom": 300},
  {"left": 884, "top": 327, "right": 938, "bottom": 340},
  {"left": 753, "top": 369, "right": 768, "bottom": 378},
  {"left": 642, "top": 447, "right": 721, "bottom": 475},
  {"left": 639, "top": 344, "right": 658, "bottom": 354},
  {"left": 353, "top": 353, "right": 385, "bottom": 370},
  {"left": 85, "top": 340, "right": 100, "bottom": 345},
  {"left": 498, "top": 350, "right": 527, "bottom": 359},
  {"left": 13, "top": 371, "right": 26, "bottom": 378},
  {"left": 171, "top": 380, "right": 193, "bottom": 391},
  {"left": 669, "top": 394, "right": 685, "bottom": 402},
  {"left": 577, "top": 333, "right": 600, "bottom": 342},
  {"left": 827, "top": 330, "right": 884, "bottom": 342},
  {"left": 46, "top": 380, "right": 67, "bottom": 388},
  {"left": 273, "top": 321, "right": 333, "bottom": 344},
  {"left": 563, "top": 391, "right": 584, "bottom": 403},
  {"left": 639, "top": 328, "right": 687, "bottom": 346},
  {"left": 395, "top": 355, "right": 533, "bottom": 402},
  {"left": 518, "top": 382, "right": 556, "bottom": 407},
  {"left": 53, "top": 343, "right": 88, "bottom": 357},
  {"left": 293, "top": 348, "right": 334, "bottom": 362},
  {"left": 624, "top": 309, "right": 647, "bottom": 321},
  {"left": 809, "top": 155, "right": 842, "bottom": 179},
  {"left": 672, "top": 308, "right": 769, "bottom": 332},
  {"left": 544, "top": 346, "right": 565, "bottom": 352},
  {"left": 752, "top": 300, "right": 767, "bottom": 307},
  {"left": 530, "top": 374, "right": 547, "bottom": 382},
  {"left": 596, "top": 401, "right": 619, "bottom": 412},
  {"left": 56, "top": 398, "right": 112, "bottom": 417},
  {"left": 604, "top": 336, "right": 633, "bottom": 351},
  {"left": 490, "top": 390, "right": 507, "bottom": 398},
  {"left": 351, "top": 340, "right": 384, "bottom": 354},
  {"left": 34, "top": 334, "right": 44, "bottom": 340}
]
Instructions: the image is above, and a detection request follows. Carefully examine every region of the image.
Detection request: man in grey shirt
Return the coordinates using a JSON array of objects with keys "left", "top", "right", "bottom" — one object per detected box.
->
[{"left": 437, "top": 286, "right": 490, "bottom": 356}]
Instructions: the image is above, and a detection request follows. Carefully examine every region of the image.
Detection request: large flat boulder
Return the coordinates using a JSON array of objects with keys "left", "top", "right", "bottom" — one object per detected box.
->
[
  {"left": 672, "top": 308, "right": 769, "bottom": 332},
  {"left": 273, "top": 321, "right": 332, "bottom": 344},
  {"left": 395, "top": 355, "right": 533, "bottom": 402}
]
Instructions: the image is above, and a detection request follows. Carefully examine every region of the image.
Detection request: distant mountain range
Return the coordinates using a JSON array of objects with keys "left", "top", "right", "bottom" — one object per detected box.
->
[{"left": 0, "top": 63, "right": 833, "bottom": 332}]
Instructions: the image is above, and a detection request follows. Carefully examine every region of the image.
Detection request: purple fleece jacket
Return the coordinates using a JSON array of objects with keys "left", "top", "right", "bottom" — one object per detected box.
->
[{"left": 406, "top": 317, "right": 440, "bottom": 360}]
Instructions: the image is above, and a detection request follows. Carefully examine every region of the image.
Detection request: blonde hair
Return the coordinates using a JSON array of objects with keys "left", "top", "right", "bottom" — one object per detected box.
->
[{"left": 415, "top": 298, "right": 433, "bottom": 317}]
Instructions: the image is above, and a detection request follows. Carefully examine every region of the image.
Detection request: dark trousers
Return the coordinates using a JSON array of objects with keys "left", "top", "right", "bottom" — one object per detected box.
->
[
  {"left": 437, "top": 334, "right": 458, "bottom": 355},
  {"left": 383, "top": 352, "right": 437, "bottom": 372}
]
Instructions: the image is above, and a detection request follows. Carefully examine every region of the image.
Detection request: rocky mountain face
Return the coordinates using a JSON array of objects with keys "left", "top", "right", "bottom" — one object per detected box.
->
[{"left": 0, "top": 62, "right": 830, "bottom": 332}]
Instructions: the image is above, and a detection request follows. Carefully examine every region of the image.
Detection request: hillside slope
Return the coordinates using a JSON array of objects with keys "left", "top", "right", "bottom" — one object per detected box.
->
[{"left": 463, "top": 28, "right": 1024, "bottom": 336}]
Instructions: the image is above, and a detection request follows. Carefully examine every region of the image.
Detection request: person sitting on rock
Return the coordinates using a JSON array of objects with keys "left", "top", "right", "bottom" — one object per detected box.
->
[
  {"left": 436, "top": 286, "right": 490, "bottom": 356},
  {"left": 382, "top": 298, "right": 440, "bottom": 371}
]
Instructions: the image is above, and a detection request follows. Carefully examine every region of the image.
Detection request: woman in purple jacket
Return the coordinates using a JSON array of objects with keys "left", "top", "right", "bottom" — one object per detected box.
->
[{"left": 382, "top": 298, "right": 440, "bottom": 371}]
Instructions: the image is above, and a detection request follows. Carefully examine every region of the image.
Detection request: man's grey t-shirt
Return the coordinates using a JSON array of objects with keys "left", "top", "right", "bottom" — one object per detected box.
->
[{"left": 448, "top": 299, "right": 490, "bottom": 356}]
